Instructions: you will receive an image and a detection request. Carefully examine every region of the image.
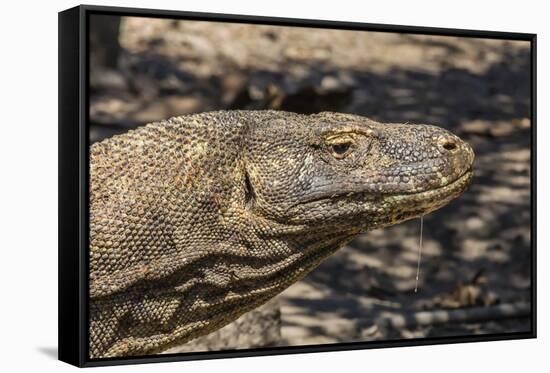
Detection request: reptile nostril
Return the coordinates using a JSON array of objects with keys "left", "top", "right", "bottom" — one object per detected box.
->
[{"left": 439, "top": 138, "right": 457, "bottom": 152}]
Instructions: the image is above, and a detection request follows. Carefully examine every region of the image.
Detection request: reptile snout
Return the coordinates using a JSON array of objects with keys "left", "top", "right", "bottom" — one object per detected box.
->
[
  {"left": 437, "top": 132, "right": 475, "bottom": 178},
  {"left": 437, "top": 133, "right": 473, "bottom": 158},
  {"left": 438, "top": 136, "right": 458, "bottom": 152},
  {"left": 366, "top": 124, "right": 475, "bottom": 195}
]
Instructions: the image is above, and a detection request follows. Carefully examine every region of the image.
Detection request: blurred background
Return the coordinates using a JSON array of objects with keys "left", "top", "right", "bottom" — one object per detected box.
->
[{"left": 89, "top": 15, "right": 532, "bottom": 352}]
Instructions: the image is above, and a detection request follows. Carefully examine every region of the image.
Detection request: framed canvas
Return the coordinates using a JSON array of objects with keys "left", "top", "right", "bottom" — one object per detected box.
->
[{"left": 58, "top": 4, "right": 536, "bottom": 367}]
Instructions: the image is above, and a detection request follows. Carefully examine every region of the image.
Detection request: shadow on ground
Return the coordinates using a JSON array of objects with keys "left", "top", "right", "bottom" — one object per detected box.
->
[
  {"left": 89, "top": 18, "right": 532, "bottom": 346},
  {"left": 36, "top": 346, "right": 58, "bottom": 360}
]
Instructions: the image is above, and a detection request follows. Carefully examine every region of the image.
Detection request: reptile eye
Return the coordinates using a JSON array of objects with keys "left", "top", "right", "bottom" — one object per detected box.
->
[{"left": 330, "top": 142, "right": 352, "bottom": 158}]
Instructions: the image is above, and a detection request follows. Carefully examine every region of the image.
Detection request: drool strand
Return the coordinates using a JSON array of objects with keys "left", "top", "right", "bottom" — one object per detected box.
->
[{"left": 414, "top": 216, "right": 424, "bottom": 293}]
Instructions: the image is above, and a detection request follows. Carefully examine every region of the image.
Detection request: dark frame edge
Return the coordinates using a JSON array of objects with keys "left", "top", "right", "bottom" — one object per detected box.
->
[
  {"left": 530, "top": 34, "right": 537, "bottom": 338},
  {"left": 58, "top": 5, "right": 85, "bottom": 368},
  {"left": 82, "top": 331, "right": 534, "bottom": 367},
  {"left": 57, "top": 4, "right": 537, "bottom": 368},
  {"left": 78, "top": 3, "right": 535, "bottom": 40}
]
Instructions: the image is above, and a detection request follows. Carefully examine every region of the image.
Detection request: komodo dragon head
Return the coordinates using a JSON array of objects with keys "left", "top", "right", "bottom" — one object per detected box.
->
[
  {"left": 89, "top": 110, "right": 474, "bottom": 358},
  {"left": 243, "top": 111, "right": 473, "bottom": 230}
]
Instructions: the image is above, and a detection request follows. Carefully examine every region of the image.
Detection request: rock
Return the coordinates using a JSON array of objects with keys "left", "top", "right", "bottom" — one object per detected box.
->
[{"left": 163, "top": 299, "right": 281, "bottom": 353}]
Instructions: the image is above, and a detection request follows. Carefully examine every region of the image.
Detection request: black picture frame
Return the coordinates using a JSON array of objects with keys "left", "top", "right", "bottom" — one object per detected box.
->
[{"left": 58, "top": 4, "right": 537, "bottom": 367}]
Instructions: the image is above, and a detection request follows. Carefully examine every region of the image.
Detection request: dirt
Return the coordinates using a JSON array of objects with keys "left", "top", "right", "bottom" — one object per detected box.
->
[{"left": 89, "top": 15, "right": 532, "bottom": 348}]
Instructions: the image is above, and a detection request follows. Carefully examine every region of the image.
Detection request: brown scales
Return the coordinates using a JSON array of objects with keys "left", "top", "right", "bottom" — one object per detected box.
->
[{"left": 89, "top": 110, "right": 474, "bottom": 358}]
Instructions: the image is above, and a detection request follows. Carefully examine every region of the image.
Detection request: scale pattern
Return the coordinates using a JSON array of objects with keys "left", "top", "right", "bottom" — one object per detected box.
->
[{"left": 89, "top": 110, "right": 474, "bottom": 358}]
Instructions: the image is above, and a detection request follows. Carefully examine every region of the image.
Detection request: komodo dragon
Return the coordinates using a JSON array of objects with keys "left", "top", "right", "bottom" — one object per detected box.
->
[{"left": 89, "top": 110, "right": 474, "bottom": 358}]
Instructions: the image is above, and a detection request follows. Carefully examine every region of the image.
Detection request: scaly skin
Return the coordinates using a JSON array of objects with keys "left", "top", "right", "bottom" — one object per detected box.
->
[{"left": 89, "top": 110, "right": 474, "bottom": 358}]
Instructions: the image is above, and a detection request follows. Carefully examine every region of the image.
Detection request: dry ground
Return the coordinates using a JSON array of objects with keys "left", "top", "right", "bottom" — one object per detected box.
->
[{"left": 90, "top": 16, "right": 532, "bottom": 348}]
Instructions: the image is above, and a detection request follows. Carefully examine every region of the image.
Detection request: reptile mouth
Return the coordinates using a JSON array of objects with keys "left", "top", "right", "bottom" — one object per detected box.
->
[
  {"left": 373, "top": 167, "right": 473, "bottom": 223},
  {"left": 389, "top": 167, "right": 473, "bottom": 198},
  {"left": 287, "top": 168, "right": 473, "bottom": 227},
  {"left": 300, "top": 167, "right": 473, "bottom": 207}
]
